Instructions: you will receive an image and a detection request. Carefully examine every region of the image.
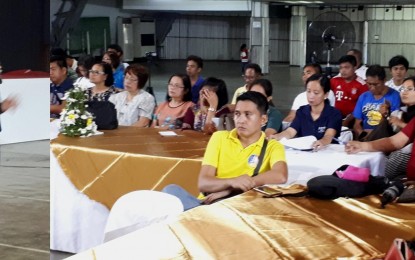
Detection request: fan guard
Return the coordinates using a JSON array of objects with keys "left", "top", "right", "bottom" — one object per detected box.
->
[{"left": 307, "top": 11, "right": 356, "bottom": 65}]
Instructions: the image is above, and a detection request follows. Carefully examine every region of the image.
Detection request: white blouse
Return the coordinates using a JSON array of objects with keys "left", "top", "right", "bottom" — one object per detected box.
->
[{"left": 109, "top": 90, "right": 156, "bottom": 126}]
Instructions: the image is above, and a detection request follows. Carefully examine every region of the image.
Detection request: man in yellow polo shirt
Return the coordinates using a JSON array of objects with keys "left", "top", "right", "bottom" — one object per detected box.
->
[{"left": 163, "top": 91, "right": 288, "bottom": 210}]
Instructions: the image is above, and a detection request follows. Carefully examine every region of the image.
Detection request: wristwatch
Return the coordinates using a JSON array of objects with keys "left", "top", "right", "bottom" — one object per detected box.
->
[{"left": 208, "top": 107, "right": 216, "bottom": 112}]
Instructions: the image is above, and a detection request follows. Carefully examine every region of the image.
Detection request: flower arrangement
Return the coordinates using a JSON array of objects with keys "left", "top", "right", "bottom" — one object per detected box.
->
[{"left": 59, "top": 84, "right": 97, "bottom": 137}]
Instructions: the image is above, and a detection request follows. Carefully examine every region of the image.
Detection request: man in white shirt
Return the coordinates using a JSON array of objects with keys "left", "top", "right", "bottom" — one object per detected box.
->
[
  {"left": 283, "top": 63, "right": 335, "bottom": 123},
  {"left": 347, "top": 49, "right": 368, "bottom": 80},
  {"left": 385, "top": 55, "right": 409, "bottom": 92}
]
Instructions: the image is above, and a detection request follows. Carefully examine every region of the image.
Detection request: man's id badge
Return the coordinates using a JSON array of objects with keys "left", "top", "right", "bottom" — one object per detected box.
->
[{"left": 248, "top": 155, "right": 259, "bottom": 168}]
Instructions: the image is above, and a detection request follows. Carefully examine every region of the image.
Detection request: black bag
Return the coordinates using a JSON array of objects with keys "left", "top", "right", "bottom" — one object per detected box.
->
[
  {"left": 86, "top": 101, "right": 118, "bottom": 130},
  {"left": 307, "top": 165, "right": 388, "bottom": 200}
]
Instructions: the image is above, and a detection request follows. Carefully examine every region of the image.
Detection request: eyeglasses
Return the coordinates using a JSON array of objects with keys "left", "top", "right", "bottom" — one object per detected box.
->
[
  {"left": 168, "top": 83, "right": 184, "bottom": 89},
  {"left": 243, "top": 75, "right": 256, "bottom": 80},
  {"left": 399, "top": 86, "right": 415, "bottom": 93},
  {"left": 89, "top": 70, "right": 105, "bottom": 75},
  {"left": 125, "top": 76, "right": 138, "bottom": 82}
]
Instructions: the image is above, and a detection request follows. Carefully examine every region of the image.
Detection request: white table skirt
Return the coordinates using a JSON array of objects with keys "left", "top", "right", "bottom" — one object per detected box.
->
[
  {"left": 50, "top": 151, "right": 109, "bottom": 253},
  {"left": 285, "top": 144, "right": 385, "bottom": 186},
  {"left": 51, "top": 142, "right": 386, "bottom": 253}
]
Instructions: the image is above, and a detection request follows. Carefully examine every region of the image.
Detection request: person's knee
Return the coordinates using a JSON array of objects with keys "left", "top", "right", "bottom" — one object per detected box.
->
[{"left": 162, "top": 184, "right": 184, "bottom": 196}]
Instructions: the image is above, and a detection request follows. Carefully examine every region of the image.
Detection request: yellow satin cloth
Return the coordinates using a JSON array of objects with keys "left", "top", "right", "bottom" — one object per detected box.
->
[
  {"left": 70, "top": 187, "right": 415, "bottom": 259},
  {"left": 51, "top": 127, "right": 211, "bottom": 209}
]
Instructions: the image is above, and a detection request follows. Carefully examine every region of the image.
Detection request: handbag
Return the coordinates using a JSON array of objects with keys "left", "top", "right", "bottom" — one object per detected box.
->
[
  {"left": 86, "top": 101, "right": 118, "bottom": 130},
  {"left": 384, "top": 238, "right": 415, "bottom": 260}
]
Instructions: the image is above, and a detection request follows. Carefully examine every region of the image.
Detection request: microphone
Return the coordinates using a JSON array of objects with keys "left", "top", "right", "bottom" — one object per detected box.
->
[{"left": 381, "top": 181, "right": 405, "bottom": 208}]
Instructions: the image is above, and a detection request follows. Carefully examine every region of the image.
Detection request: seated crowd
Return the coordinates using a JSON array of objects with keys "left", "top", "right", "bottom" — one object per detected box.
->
[{"left": 50, "top": 46, "right": 414, "bottom": 240}]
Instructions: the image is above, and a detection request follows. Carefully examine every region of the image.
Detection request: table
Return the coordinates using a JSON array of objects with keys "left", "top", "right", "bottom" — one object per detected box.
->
[
  {"left": 68, "top": 188, "right": 415, "bottom": 259},
  {"left": 51, "top": 126, "right": 211, "bottom": 253},
  {"left": 51, "top": 126, "right": 386, "bottom": 253},
  {"left": 0, "top": 75, "right": 49, "bottom": 144},
  {"left": 284, "top": 145, "right": 385, "bottom": 186}
]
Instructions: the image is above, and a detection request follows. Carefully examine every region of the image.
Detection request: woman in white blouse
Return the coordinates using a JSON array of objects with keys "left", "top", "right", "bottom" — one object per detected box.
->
[{"left": 109, "top": 64, "right": 156, "bottom": 127}]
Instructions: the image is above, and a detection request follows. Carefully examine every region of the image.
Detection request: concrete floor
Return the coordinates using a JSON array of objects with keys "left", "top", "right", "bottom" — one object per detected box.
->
[
  {"left": 0, "top": 140, "right": 49, "bottom": 260},
  {"left": 3, "top": 60, "right": 306, "bottom": 260}
]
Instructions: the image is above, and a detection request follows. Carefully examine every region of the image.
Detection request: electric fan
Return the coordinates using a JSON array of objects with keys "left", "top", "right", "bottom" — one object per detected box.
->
[{"left": 307, "top": 11, "right": 356, "bottom": 76}]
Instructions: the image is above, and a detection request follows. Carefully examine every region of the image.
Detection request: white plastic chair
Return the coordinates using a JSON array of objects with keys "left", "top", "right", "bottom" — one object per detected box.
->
[{"left": 103, "top": 190, "right": 184, "bottom": 242}]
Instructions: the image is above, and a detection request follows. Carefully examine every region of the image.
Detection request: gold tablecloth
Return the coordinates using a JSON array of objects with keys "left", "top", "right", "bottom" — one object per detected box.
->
[
  {"left": 51, "top": 127, "right": 211, "bottom": 209},
  {"left": 69, "top": 187, "right": 415, "bottom": 259}
]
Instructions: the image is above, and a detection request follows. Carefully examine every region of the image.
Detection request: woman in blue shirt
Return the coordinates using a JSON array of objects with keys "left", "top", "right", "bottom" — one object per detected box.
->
[{"left": 270, "top": 74, "right": 342, "bottom": 151}]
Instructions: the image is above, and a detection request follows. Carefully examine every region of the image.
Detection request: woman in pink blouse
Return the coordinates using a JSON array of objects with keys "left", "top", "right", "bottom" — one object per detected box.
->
[{"left": 152, "top": 73, "right": 194, "bottom": 129}]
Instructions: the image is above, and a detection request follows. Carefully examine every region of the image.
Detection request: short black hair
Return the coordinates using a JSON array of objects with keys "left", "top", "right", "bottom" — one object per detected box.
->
[
  {"left": 107, "top": 44, "right": 123, "bottom": 56},
  {"left": 103, "top": 51, "right": 121, "bottom": 69},
  {"left": 201, "top": 77, "right": 229, "bottom": 109},
  {"left": 306, "top": 74, "right": 331, "bottom": 93},
  {"left": 50, "top": 47, "right": 72, "bottom": 59},
  {"left": 78, "top": 54, "right": 95, "bottom": 71},
  {"left": 366, "top": 65, "right": 386, "bottom": 81},
  {"left": 249, "top": 78, "right": 273, "bottom": 97},
  {"left": 50, "top": 55, "right": 68, "bottom": 69},
  {"left": 338, "top": 55, "right": 357, "bottom": 67},
  {"left": 388, "top": 55, "right": 409, "bottom": 70},
  {"left": 303, "top": 63, "right": 322, "bottom": 74},
  {"left": 186, "top": 55, "right": 203, "bottom": 69},
  {"left": 244, "top": 63, "right": 263, "bottom": 75},
  {"left": 236, "top": 91, "right": 269, "bottom": 115}
]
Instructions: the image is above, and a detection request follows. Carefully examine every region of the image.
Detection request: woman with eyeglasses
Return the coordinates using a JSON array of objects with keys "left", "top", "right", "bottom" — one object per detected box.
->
[
  {"left": 74, "top": 54, "right": 95, "bottom": 89},
  {"left": 151, "top": 73, "right": 194, "bottom": 129},
  {"left": 102, "top": 51, "right": 124, "bottom": 89},
  {"left": 109, "top": 64, "right": 156, "bottom": 127},
  {"left": 86, "top": 62, "right": 120, "bottom": 101}
]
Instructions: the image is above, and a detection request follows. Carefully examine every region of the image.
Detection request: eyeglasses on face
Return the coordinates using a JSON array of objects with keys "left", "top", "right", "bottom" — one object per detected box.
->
[
  {"left": 399, "top": 86, "right": 415, "bottom": 93},
  {"left": 168, "top": 83, "right": 184, "bottom": 89},
  {"left": 89, "top": 70, "right": 105, "bottom": 75},
  {"left": 124, "top": 76, "right": 138, "bottom": 82}
]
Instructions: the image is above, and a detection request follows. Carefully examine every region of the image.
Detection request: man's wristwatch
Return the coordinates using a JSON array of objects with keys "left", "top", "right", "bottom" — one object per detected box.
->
[{"left": 207, "top": 107, "right": 216, "bottom": 112}]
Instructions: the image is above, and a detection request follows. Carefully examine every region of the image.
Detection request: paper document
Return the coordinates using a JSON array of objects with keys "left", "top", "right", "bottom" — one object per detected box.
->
[
  {"left": 158, "top": 131, "right": 179, "bottom": 137},
  {"left": 279, "top": 136, "right": 317, "bottom": 151}
]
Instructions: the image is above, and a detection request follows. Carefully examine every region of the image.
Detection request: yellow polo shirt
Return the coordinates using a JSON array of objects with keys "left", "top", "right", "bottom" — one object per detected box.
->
[{"left": 202, "top": 129, "right": 286, "bottom": 179}]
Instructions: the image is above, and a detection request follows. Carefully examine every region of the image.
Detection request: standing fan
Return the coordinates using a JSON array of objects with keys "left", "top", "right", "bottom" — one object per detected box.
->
[{"left": 307, "top": 11, "right": 356, "bottom": 76}]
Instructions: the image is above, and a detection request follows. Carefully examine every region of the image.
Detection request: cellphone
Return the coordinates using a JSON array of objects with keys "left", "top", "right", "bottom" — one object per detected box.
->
[{"left": 253, "top": 186, "right": 283, "bottom": 197}]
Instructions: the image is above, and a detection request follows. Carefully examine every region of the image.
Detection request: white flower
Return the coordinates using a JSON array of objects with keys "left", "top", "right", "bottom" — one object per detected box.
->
[
  {"left": 81, "top": 115, "right": 88, "bottom": 120},
  {"left": 67, "top": 98, "right": 77, "bottom": 103}
]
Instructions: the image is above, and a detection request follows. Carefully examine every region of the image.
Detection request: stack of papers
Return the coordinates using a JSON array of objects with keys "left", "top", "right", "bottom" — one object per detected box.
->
[{"left": 279, "top": 136, "right": 317, "bottom": 151}]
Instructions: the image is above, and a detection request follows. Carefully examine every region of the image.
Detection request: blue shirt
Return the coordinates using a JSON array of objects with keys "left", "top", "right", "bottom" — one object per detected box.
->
[
  {"left": 50, "top": 77, "right": 73, "bottom": 118},
  {"left": 191, "top": 76, "right": 204, "bottom": 104},
  {"left": 353, "top": 88, "right": 401, "bottom": 130},
  {"left": 113, "top": 65, "right": 125, "bottom": 89},
  {"left": 290, "top": 102, "right": 342, "bottom": 140}
]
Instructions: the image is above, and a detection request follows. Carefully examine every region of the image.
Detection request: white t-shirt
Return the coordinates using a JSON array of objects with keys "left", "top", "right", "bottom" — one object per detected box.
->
[
  {"left": 291, "top": 90, "right": 336, "bottom": 110},
  {"left": 74, "top": 76, "right": 95, "bottom": 89},
  {"left": 355, "top": 65, "right": 368, "bottom": 80},
  {"left": 109, "top": 90, "right": 156, "bottom": 126},
  {"left": 386, "top": 78, "right": 401, "bottom": 92}
]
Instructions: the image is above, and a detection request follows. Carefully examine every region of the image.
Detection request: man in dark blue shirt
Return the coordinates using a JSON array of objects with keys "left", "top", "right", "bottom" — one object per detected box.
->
[
  {"left": 185, "top": 55, "right": 204, "bottom": 104},
  {"left": 50, "top": 55, "right": 73, "bottom": 118}
]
